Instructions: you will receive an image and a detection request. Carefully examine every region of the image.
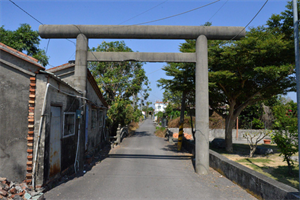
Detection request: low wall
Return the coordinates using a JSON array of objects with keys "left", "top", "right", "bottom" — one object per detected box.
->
[
  {"left": 210, "top": 150, "right": 299, "bottom": 200},
  {"left": 168, "top": 128, "right": 272, "bottom": 142},
  {"left": 182, "top": 139, "right": 299, "bottom": 200}
]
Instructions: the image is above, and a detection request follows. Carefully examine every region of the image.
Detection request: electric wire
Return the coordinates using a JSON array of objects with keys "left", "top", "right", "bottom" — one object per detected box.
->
[
  {"left": 118, "top": 0, "right": 169, "bottom": 25},
  {"left": 207, "top": 0, "right": 228, "bottom": 23},
  {"left": 9, "top": 0, "right": 76, "bottom": 68},
  {"left": 230, "top": 0, "right": 269, "bottom": 41},
  {"left": 134, "top": 0, "right": 220, "bottom": 25},
  {"left": 9, "top": 0, "right": 43, "bottom": 25}
]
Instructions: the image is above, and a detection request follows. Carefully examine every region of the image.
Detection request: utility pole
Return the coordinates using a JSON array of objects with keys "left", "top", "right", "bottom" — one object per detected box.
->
[{"left": 292, "top": 0, "right": 300, "bottom": 192}]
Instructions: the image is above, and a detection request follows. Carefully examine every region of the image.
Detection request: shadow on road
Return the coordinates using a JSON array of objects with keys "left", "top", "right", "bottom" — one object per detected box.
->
[
  {"left": 130, "top": 131, "right": 152, "bottom": 137},
  {"left": 108, "top": 154, "right": 192, "bottom": 160},
  {"left": 44, "top": 142, "right": 112, "bottom": 194}
]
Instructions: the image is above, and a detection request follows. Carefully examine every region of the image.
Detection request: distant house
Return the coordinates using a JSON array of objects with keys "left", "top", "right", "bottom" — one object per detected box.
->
[
  {"left": 0, "top": 43, "right": 108, "bottom": 188},
  {"left": 154, "top": 101, "right": 168, "bottom": 120}
]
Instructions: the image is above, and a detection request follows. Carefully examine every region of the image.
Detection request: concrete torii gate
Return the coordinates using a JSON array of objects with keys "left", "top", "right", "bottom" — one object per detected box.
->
[{"left": 39, "top": 25, "right": 245, "bottom": 175}]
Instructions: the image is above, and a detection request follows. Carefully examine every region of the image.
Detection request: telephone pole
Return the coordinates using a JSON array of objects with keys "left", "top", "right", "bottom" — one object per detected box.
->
[{"left": 292, "top": 0, "right": 300, "bottom": 192}]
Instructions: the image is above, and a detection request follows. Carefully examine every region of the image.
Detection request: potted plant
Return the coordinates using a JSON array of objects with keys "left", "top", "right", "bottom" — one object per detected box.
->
[{"left": 263, "top": 138, "right": 271, "bottom": 144}]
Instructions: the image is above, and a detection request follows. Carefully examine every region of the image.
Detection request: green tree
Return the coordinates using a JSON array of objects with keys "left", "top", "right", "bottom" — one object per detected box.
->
[
  {"left": 162, "top": 90, "right": 182, "bottom": 108},
  {"left": 0, "top": 24, "right": 49, "bottom": 66},
  {"left": 89, "top": 41, "right": 150, "bottom": 132},
  {"left": 209, "top": 27, "right": 295, "bottom": 152},
  {"left": 157, "top": 60, "right": 195, "bottom": 130},
  {"left": 271, "top": 99, "right": 298, "bottom": 175},
  {"left": 266, "top": 0, "right": 299, "bottom": 66},
  {"left": 239, "top": 97, "right": 279, "bottom": 129},
  {"left": 160, "top": 25, "right": 295, "bottom": 152}
]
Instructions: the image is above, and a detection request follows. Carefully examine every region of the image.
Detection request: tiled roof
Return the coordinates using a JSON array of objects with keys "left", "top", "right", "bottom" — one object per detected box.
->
[
  {"left": 47, "top": 62, "right": 74, "bottom": 72},
  {"left": 0, "top": 42, "right": 44, "bottom": 69}
]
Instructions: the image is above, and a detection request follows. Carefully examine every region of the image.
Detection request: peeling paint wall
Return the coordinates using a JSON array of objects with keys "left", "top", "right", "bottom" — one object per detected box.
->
[
  {"left": 48, "top": 65, "right": 108, "bottom": 156},
  {"left": 86, "top": 80, "right": 106, "bottom": 155},
  {"left": 34, "top": 74, "right": 81, "bottom": 185}
]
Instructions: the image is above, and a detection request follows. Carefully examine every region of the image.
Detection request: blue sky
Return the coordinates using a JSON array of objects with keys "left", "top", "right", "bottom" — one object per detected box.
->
[{"left": 0, "top": 0, "right": 295, "bottom": 104}]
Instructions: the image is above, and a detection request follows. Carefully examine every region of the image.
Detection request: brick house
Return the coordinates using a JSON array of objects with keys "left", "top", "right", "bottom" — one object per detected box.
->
[{"left": 0, "top": 43, "right": 108, "bottom": 188}]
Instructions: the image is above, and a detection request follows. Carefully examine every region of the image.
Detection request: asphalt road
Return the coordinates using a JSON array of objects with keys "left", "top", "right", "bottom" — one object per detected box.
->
[{"left": 45, "top": 118, "right": 256, "bottom": 200}]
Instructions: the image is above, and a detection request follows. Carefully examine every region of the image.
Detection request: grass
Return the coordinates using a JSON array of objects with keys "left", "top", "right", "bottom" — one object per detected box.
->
[
  {"left": 236, "top": 158, "right": 299, "bottom": 189},
  {"left": 237, "top": 158, "right": 273, "bottom": 163},
  {"left": 210, "top": 143, "right": 299, "bottom": 189},
  {"left": 155, "top": 126, "right": 166, "bottom": 138}
]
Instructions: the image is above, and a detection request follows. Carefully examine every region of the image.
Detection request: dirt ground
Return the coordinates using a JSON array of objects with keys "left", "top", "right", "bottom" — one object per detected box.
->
[{"left": 168, "top": 112, "right": 225, "bottom": 129}]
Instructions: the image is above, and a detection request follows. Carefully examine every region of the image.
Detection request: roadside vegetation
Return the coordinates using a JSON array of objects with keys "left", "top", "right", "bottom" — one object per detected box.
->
[
  {"left": 89, "top": 41, "right": 151, "bottom": 135},
  {"left": 158, "top": 1, "right": 298, "bottom": 153}
]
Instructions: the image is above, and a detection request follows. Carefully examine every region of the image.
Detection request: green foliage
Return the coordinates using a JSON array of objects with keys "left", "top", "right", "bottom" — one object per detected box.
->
[
  {"left": 164, "top": 103, "right": 181, "bottom": 119},
  {"left": 271, "top": 99, "right": 298, "bottom": 174},
  {"left": 155, "top": 111, "right": 164, "bottom": 122},
  {"left": 239, "top": 97, "right": 279, "bottom": 129},
  {"left": 162, "top": 90, "right": 182, "bottom": 107},
  {"left": 0, "top": 24, "right": 49, "bottom": 66},
  {"left": 89, "top": 41, "right": 150, "bottom": 105},
  {"left": 272, "top": 99, "right": 297, "bottom": 129},
  {"left": 160, "top": 23, "right": 295, "bottom": 152},
  {"left": 89, "top": 41, "right": 150, "bottom": 132},
  {"left": 252, "top": 118, "right": 265, "bottom": 129},
  {"left": 272, "top": 130, "right": 298, "bottom": 175}
]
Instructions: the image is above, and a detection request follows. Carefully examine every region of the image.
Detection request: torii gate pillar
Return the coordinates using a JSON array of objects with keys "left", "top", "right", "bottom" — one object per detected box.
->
[{"left": 196, "top": 35, "right": 209, "bottom": 174}]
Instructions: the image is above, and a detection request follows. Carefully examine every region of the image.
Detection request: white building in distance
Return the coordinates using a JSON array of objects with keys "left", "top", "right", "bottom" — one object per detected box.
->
[{"left": 154, "top": 101, "right": 168, "bottom": 121}]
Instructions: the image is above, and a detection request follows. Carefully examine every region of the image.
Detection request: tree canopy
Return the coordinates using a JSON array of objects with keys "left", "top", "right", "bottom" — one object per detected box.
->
[
  {"left": 0, "top": 24, "right": 49, "bottom": 66},
  {"left": 158, "top": 1, "right": 297, "bottom": 152},
  {"left": 88, "top": 41, "right": 150, "bottom": 131},
  {"left": 89, "top": 41, "right": 150, "bottom": 105}
]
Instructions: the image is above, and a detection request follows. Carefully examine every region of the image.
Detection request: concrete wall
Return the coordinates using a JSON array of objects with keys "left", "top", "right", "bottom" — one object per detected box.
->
[
  {"left": 53, "top": 66, "right": 75, "bottom": 86},
  {"left": 0, "top": 63, "right": 29, "bottom": 182},
  {"left": 0, "top": 50, "right": 42, "bottom": 182},
  {"left": 209, "top": 150, "right": 299, "bottom": 200},
  {"left": 34, "top": 74, "right": 81, "bottom": 185},
  {"left": 168, "top": 128, "right": 272, "bottom": 143}
]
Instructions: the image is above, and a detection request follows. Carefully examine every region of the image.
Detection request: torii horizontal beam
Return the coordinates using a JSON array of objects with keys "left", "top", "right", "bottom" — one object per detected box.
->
[
  {"left": 87, "top": 52, "right": 196, "bottom": 63},
  {"left": 39, "top": 25, "right": 245, "bottom": 40}
]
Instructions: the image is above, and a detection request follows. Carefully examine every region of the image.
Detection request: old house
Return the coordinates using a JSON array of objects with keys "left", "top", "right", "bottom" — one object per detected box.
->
[{"left": 0, "top": 43, "right": 108, "bottom": 188}]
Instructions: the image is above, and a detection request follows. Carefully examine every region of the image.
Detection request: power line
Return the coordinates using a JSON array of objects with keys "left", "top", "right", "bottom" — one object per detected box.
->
[
  {"left": 9, "top": 0, "right": 75, "bottom": 47},
  {"left": 45, "top": 39, "right": 50, "bottom": 54},
  {"left": 134, "top": 0, "right": 220, "bottom": 25},
  {"left": 230, "top": 0, "right": 269, "bottom": 41},
  {"left": 207, "top": 0, "right": 228, "bottom": 23},
  {"left": 9, "top": 0, "right": 43, "bottom": 25},
  {"left": 118, "top": 0, "right": 169, "bottom": 25}
]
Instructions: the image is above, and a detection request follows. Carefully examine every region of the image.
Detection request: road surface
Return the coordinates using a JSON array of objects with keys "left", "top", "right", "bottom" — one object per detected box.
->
[{"left": 45, "top": 118, "right": 256, "bottom": 200}]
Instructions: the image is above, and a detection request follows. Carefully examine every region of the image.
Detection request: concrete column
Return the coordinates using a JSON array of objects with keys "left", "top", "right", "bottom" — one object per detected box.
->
[
  {"left": 195, "top": 35, "right": 209, "bottom": 175},
  {"left": 74, "top": 34, "right": 88, "bottom": 96},
  {"left": 74, "top": 34, "right": 88, "bottom": 172}
]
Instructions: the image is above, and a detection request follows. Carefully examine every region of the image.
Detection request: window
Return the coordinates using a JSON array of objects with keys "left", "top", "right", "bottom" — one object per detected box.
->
[
  {"left": 63, "top": 112, "right": 75, "bottom": 137},
  {"left": 158, "top": 106, "right": 161, "bottom": 109},
  {"left": 91, "top": 109, "right": 97, "bottom": 129}
]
